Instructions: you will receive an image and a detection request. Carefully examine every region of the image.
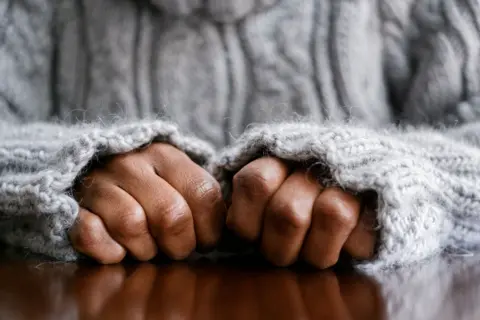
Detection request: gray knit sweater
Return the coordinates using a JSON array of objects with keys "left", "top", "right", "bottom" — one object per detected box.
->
[{"left": 2, "top": 0, "right": 480, "bottom": 269}]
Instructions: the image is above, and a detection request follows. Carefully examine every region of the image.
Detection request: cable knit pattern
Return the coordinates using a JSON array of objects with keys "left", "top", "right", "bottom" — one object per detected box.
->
[
  {"left": 382, "top": 0, "right": 480, "bottom": 124},
  {"left": 2, "top": 0, "right": 480, "bottom": 268},
  {"left": 0, "top": 120, "right": 214, "bottom": 260},
  {"left": 212, "top": 122, "right": 480, "bottom": 268},
  {"left": 149, "top": 0, "right": 279, "bottom": 22},
  {"left": 150, "top": 0, "right": 201, "bottom": 16},
  {"left": 51, "top": 0, "right": 390, "bottom": 146}
]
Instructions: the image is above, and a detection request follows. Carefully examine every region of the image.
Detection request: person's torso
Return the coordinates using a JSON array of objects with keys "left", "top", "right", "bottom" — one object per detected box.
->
[{"left": 52, "top": 0, "right": 393, "bottom": 147}]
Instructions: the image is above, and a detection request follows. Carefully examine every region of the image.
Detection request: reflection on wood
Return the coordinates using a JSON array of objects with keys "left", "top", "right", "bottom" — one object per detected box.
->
[{"left": 0, "top": 249, "right": 478, "bottom": 320}]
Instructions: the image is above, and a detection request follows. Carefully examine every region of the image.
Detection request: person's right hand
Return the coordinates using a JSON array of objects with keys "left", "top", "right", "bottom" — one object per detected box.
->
[{"left": 69, "top": 143, "right": 226, "bottom": 264}]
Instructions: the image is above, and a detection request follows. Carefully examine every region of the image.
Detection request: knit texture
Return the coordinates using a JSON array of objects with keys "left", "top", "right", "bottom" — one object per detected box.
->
[
  {"left": 150, "top": 0, "right": 278, "bottom": 22},
  {"left": 2, "top": 0, "right": 480, "bottom": 268},
  {"left": 0, "top": 120, "right": 214, "bottom": 260},
  {"left": 48, "top": 0, "right": 391, "bottom": 147},
  {"left": 213, "top": 122, "right": 480, "bottom": 268}
]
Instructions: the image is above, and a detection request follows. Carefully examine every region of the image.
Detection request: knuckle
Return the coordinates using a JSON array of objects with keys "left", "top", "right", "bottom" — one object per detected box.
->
[
  {"left": 192, "top": 177, "right": 223, "bottom": 204},
  {"left": 233, "top": 165, "right": 277, "bottom": 199},
  {"left": 156, "top": 198, "right": 191, "bottom": 236},
  {"left": 115, "top": 205, "right": 148, "bottom": 239},
  {"left": 316, "top": 191, "right": 357, "bottom": 231},
  {"left": 268, "top": 201, "right": 310, "bottom": 232}
]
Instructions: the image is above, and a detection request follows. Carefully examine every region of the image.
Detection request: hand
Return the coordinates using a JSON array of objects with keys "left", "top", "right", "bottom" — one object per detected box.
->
[
  {"left": 226, "top": 157, "right": 377, "bottom": 268},
  {"left": 69, "top": 143, "right": 226, "bottom": 264}
]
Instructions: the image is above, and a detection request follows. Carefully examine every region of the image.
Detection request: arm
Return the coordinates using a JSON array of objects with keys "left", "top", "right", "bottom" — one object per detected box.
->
[
  {"left": 213, "top": 121, "right": 480, "bottom": 269},
  {"left": 214, "top": 0, "right": 480, "bottom": 269},
  {"left": 0, "top": 1, "right": 215, "bottom": 261},
  {"left": 1, "top": 120, "right": 214, "bottom": 261}
]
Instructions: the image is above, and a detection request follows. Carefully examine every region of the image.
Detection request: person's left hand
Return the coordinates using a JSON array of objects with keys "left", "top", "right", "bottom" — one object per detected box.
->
[{"left": 226, "top": 157, "right": 377, "bottom": 268}]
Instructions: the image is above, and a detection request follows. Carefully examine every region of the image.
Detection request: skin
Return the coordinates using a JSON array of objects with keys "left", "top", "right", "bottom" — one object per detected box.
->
[
  {"left": 70, "top": 145, "right": 376, "bottom": 268},
  {"left": 227, "top": 157, "right": 377, "bottom": 268},
  {"left": 70, "top": 143, "right": 226, "bottom": 264}
]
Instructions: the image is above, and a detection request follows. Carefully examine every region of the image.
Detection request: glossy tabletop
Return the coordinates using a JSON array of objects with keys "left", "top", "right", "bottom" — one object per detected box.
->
[{"left": 0, "top": 249, "right": 479, "bottom": 320}]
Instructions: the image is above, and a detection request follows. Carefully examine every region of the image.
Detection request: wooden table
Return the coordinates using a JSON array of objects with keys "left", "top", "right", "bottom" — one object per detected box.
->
[{"left": 0, "top": 249, "right": 478, "bottom": 320}]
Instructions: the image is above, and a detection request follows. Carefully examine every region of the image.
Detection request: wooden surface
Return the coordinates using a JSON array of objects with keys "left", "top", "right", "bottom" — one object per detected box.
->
[{"left": 0, "top": 249, "right": 479, "bottom": 320}]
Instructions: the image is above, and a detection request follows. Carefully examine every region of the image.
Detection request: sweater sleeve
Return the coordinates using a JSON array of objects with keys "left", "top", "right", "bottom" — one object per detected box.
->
[
  {"left": 0, "top": 120, "right": 215, "bottom": 261},
  {"left": 213, "top": 0, "right": 480, "bottom": 269},
  {"left": 0, "top": 1, "right": 215, "bottom": 260},
  {"left": 212, "top": 121, "right": 480, "bottom": 269}
]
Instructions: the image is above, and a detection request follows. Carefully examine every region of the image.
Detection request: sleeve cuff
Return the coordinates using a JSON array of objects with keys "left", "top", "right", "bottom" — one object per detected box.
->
[
  {"left": 0, "top": 120, "right": 215, "bottom": 260},
  {"left": 213, "top": 122, "right": 455, "bottom": 269}
]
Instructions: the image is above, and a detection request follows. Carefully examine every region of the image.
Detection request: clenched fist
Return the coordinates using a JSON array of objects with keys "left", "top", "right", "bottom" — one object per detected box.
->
[
  {"left": 70, "top": 143, "right": 226, "bottom": 264},
  {"left": 227, "top": 157, "right": 377, "bottom": 268}
]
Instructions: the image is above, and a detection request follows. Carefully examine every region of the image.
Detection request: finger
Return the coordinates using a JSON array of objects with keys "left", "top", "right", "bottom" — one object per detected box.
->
[
  {"left": 302, "top": 187, "right": 361, "bottom": 269},
  {"left": 343, "top": 204, "right": 377, "bottom": 260},
  {"left": 147, "top": 144, "right": 226, "bottom": 249},
  {"left": 78, "top": 177, "right": 158, "bottom": 261},
  {"left": 227, "top": 157, "right": 289, "bottom": 242},
  {"left": 69, "top": 208, "right": 126, "bottom": 264},
  {"left": 107, "top": 160, "right": 195, "bottom": 260},
  {"left": 261, "top": 170, "right": 322, "bottom": 266}
]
